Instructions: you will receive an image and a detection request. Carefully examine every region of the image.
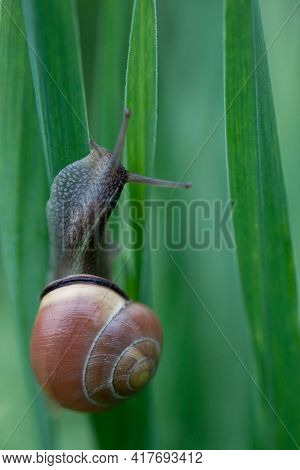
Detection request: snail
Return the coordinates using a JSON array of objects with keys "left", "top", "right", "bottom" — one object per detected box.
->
[{"left": 30, "top": 110, "right": 191, "bottom": 412}]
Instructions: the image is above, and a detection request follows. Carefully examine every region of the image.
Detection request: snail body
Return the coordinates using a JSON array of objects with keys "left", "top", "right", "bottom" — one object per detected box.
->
[
  {"left": 47, "top": 145, "right": 128, "bottom": 279},
  {"left": 30, "top": 110, "right": 191, "bottom": 412}
]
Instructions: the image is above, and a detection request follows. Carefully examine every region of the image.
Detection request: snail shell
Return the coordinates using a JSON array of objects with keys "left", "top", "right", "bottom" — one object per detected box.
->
[{"left": 30, "top": 275, "right": 162, "bottom": 412}]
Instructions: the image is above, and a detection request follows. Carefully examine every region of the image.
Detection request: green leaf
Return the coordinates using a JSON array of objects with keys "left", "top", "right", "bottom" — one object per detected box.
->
[
  {"left": 124, "top": 0, "right": 158, "bottom": 299},
  {"left": 90, "top": 0, "right": 158, "bottom": 450},
  {"left": 76, "top": 0, "right": 101, "bottom": 113},
  {"left": 0, "top": 0, "right": 53, "bottom": 448},
  {"left": 22, "top": 0, "right": 90, "bottom": 182},
  {"left": 89, "top": 0, "right": 131, "bottom": 150},
  {"left": 225, "top": 0, "right": 300, "bottom": 448}
]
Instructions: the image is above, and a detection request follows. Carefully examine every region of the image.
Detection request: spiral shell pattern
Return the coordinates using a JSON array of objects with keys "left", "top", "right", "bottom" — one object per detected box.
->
[{"left": 30, "top": 276, "right": 162, "bottom": 412}]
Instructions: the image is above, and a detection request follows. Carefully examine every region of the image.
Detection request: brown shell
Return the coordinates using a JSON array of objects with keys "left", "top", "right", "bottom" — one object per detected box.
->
[{"left": 30, "top": 281, "right": 162, "bottom": 412}]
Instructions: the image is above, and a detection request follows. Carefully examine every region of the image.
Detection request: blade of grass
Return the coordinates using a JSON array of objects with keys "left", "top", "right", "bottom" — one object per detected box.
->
[
  {"left": 76, "top": 0, "right": 101, "bottom": 112},
  {"left": 22, "top": 0, "right": 90, "bottom": 182},
  {"left": 85, "top": 0, "right": 133, "bottom": 449},
  {"left": 89, "top": 0, "right": 131, "bottom": 150},
  {"left": 0, "top": 0, "right": 53, "bottom": 448},
  {"left": 85, "top": 0, "right": 131, "bottom": 294},
  {"left": 225, "top": 0, "right": 300, "bottom": 448},
  {"left": 90, "top": 0, "right": 158, "bottom": 449},
  {"left": 19, "top": 0, "right": 92, "bottom": 448},
  {"left": 124, "top": 0, "right": 158, "bottom": 300}
]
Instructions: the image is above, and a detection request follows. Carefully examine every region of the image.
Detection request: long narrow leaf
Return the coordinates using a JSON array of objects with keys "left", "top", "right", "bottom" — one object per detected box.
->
[
  {"left": 91, "top": 0, "right": 158, "bottom": 450},
  {"left": 20, "top": 0, "right": 92, "bottom": 448},
  {"left": 0, "top": 0, "right": 53, "bottom": 449},
  {"left": 86, "top": 0, "right": 132, "bottom": 300},
  {"left": 225, "top": 0, "right": 300, "bottom": 448},
  {"left": 124, "top": 0, "right": 158, "bottom": 299},
  {"left": 89, "top": 0, "right": 131, "bottom": 150},
  {"left": 22, "top": 0, "right": 90, "bottom": 182}
]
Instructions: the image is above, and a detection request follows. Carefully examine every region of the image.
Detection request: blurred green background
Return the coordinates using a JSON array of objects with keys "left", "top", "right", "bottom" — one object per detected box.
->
[{"left": 0, "top": 0, "right": 299, "bottom": 449}]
